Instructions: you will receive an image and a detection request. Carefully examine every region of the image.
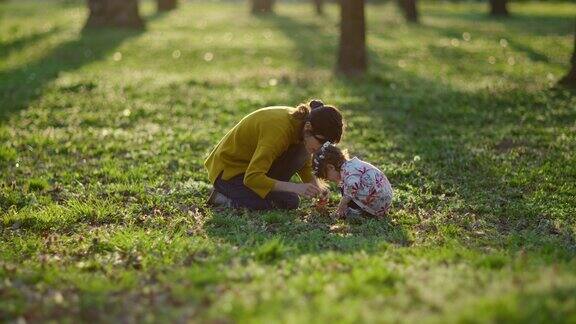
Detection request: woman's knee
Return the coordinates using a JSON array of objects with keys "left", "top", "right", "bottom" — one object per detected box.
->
[
  {"left": 283, "top": 193, "right": 300, "bottom": 210},
  {"left": 268, "top": 192, "right": 300, "bottom": 210}
]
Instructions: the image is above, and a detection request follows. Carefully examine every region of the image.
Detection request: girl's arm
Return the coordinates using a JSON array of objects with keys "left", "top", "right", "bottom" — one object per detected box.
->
[{"left": 336, "top": 195, "right": 352, "bottom": 217}]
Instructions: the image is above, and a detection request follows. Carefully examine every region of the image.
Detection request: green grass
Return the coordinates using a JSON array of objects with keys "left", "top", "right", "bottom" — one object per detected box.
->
[{"left": 1, "top": 0, "right": 576, "bottom": 322}]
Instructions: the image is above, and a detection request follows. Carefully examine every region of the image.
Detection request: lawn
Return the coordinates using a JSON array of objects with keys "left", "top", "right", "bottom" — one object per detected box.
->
[{"left": 1, "top": 0, "right": 575, "bottom": 322}]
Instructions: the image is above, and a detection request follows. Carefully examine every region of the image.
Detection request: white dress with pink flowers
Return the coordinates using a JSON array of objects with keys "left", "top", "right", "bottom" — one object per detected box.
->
[{"left": 340, "top": 157, "right": 393, "bottom": 216}]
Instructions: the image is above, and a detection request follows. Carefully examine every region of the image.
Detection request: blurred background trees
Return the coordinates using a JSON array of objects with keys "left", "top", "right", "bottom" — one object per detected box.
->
[
  {"left": 252, "top": 0, "right": 274, "bottom": 14},
  {"left": 313, "top": 0, "right": 323, "bottom": 16},
  {"left": 559, "top": 27, "right": 576, "bottom": 87},
  {"left": 489, "top": 0, "right": 509, "bottom": 16},
  {"left": 157, "top": 0, "right": 177, "bottom": 12},
  {"left": 397, "top": 0, "right": 419, "bottom": 23},
  {"left": 76, "top": 0, "right": 575, "bottom": 85},
  {"left": 337, "top": 0, "right": 367, "bottom": 76},
  {"left": 84, "top": 0, "right": 144, "bottom": 29}
]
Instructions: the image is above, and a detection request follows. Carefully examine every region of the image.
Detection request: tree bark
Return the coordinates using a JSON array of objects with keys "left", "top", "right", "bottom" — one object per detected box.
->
[
  {"left": 157, "top": 0, "right": 177, "bottom": 12},
  {"left": 397, "top": 0, "right": 418, "bottom": 23},
  {"left": 251, "top": 0, "right": 274, "bottom": 14},
  {"left": 313, "top": 0, "right": 324, "bottom": 16},
  {"left": 85, "top": 0, "right": 144, "bottom": 29},
  {"left": 559, "top": 26, "right": 576, "bottom": 87},
  {"left": 490, "top": 0, "right": 509, "bottom": 17},
  {"left": 337, "top": 0, "right": 367, "bottom": 76}
]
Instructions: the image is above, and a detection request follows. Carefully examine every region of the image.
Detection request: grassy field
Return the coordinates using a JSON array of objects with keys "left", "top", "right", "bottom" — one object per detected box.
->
[{"left": 1, "top": 0, "right": 576, "bottom": 322}]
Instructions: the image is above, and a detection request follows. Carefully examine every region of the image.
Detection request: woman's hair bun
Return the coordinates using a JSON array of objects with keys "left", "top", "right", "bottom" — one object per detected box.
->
[{"left": 309, "top": 99, "right": 324, "bottom": 110}]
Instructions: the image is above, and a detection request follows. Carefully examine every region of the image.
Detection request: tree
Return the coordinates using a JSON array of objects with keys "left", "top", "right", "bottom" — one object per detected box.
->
[
  {"left": 337, "top": 0, "right": 367, "bottom": 76},
  {"left": 251, "top": 0, "right": 274, "bottom": 14},
  {"left": 559, "top": 26, "right": 576, "bottom": 88},
  {"left": 489, "top": 0, "right": 509, "bottom": 17},
  {"left": 397, "top": 0, "right": 418, "bottom": 23},
  {"left": 85, "top": 0, "right": 144, "bottom": 29},
  {"left": 157, "top": 0, "right": 177, "bottom": 12},
  {"left": 313, "top": 0, "right": 324, "bottom": 16}
]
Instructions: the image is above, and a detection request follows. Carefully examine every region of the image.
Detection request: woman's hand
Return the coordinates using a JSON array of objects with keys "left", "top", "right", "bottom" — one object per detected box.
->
[
  {"left": 312, "top": 176, "right": 329, "bottom": 197},
  {"left": 274, "top": 181, "right": 320, "bottom": 198},
  {"left": 319, "top": 187, "right": 330, "bottom": 199},
  {"left": 292, "top": 183, "right": 321, "bottom": 198}
]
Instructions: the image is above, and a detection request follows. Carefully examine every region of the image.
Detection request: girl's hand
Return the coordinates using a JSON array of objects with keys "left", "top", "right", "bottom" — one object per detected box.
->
[
  {"left": 336, "top": 204, "right": 347, "bottom": 218},
  {"left": 335, "top": 196, "right": 350, "bottom": 218}
]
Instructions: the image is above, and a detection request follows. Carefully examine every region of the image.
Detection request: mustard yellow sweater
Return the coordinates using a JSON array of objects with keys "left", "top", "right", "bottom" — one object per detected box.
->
[{"left": 204, "top": 106, "right": 313, "bottom": 198}]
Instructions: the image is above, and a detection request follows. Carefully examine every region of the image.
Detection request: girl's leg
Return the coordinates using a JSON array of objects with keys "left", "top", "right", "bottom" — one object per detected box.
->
[
  {"left": 339, "top": 187, "right": 370, "bottom": 219},
  {"left": 347, "top": 199, "right": 363, "bottom": 210},
  {"left": 339, "top": 187, "right": 362, "bottom": 210}
]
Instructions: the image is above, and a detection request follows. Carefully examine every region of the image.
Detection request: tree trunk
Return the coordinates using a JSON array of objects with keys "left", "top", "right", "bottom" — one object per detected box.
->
[
  {"left": 251, "top": 0, "right": 274, "bottom": 14},
  {"left": 313, "top": 0, "right": 324, "bottom": 16},
  {"left": 490, "top": 0, "right": 509, "bottom": 17},
  {"left": 559, "top": 26, "right": 576, "bottom": 87},
  {"left": 157, "top": 0, "right": 177, "bottom": 12},
  {"left": 85, "top": 0, "right": 144, "bottom": 29},
  {"left": 397, "top": 0, "right": 418, "bottom": 23},
  {"left": 337, "top": 0, "right": 367, "bottom": 76}
]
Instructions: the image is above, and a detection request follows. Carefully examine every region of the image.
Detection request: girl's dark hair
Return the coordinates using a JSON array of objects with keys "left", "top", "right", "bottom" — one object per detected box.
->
[
  {"left": 313, "top": 143, "right": 349, "bottom": 179},
  {"left": 291, "top": 99, "right": 344, "bottom": 143}
]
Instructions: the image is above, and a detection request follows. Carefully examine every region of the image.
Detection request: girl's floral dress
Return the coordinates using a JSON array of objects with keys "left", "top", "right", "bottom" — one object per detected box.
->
[{"left": 340, "top": 157, "right": 393, "bottom": 216}]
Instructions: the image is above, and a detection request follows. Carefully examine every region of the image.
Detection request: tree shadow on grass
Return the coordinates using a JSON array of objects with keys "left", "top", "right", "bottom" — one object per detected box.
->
[
  {"left": 422, "top": 24, "right": 556, "bottom": 66},
  {"left": 255, "top": 14, "right": 337, "bottom": 69},
  {"left": 0, "top": 27, "right": 61, "bottom": 61},
  {"left": 0, "top": 27, "right": 142, "bottom": 122},
  {"left": 423, "top": 8, "right": 575, "bottom": 37}
]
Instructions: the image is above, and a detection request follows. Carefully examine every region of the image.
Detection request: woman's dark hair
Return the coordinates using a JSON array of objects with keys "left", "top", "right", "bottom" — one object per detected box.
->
[
  {"left": 313, "top": 143, "right": 349, "bottom": 179},
  {"left": 291, "top": 99, "right": 344, "bottom": 143}
]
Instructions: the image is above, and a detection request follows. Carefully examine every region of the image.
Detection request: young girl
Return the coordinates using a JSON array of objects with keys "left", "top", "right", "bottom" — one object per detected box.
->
[{"left": 313, "top": 142, "right": 393, "bottom": 218}]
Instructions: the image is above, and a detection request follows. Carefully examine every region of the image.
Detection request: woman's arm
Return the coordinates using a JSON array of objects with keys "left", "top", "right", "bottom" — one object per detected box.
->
[
  {"left": 311, "top": 175, "right": 330, "bottom": 194},
  {"left": 273, "top": 181, "right": 320, "bottom": 198}
]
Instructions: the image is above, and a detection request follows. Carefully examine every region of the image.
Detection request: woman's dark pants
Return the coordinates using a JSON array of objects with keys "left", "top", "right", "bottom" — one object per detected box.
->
[{"left": 213, "top": 144, "right": 308, "bottom": 210}]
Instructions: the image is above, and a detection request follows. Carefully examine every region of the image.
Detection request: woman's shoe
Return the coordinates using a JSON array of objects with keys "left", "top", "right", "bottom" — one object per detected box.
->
[{"left": 207, "top": 189, "right": 232, "bottom": 207}]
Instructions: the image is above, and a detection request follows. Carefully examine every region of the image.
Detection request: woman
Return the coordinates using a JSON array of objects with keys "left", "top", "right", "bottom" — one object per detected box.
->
[{"left": 205, "top": 99, "right": 344, "bottom": 210}]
